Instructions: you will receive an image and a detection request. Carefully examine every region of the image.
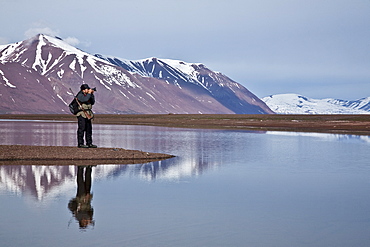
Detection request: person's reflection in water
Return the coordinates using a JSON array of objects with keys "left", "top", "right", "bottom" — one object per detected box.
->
[{"left": 68, "top": 165, "right": 95, "bottom": 230}]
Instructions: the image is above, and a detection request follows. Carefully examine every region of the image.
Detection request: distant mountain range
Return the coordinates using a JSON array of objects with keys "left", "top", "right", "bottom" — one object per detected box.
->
[
  {"left": 0, "top": 34, "right": 273, "bottom": 114},
  {"left": 262, "top": 94, "right": 370, "bottom": 114},
  {"left": 1, "top": 34, "right": 368, "bottom": 115}
]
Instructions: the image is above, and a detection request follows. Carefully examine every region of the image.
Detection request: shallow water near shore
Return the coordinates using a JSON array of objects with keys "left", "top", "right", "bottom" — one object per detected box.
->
[{"left": 1, "top": 120, "right": 370, "bottom": 247}]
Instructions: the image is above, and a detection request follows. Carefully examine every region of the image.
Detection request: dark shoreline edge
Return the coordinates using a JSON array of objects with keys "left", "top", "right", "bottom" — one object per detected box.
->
[{"left": 1, "top": 114, "right": 369, "bottom": 136}]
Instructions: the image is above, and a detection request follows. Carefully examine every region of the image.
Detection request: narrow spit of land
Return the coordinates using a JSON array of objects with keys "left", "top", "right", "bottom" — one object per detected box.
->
[
  {"left": 0, "top": 145, "right": 175, "bottom": 166},
  {"left": 1, "top": 114, "right": 369, "bottom": 135}
]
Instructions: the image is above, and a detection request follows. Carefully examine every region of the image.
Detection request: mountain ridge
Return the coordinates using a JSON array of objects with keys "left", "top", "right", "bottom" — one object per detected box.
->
[
  {"left": 0, "top": 34, "right": 273, "bottom": 114},
  {"left": 95, "top": 54, "right": 271, "bottom": 114}
]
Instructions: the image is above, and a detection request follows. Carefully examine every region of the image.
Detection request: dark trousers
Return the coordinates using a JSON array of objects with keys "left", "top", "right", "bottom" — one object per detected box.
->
[{"left": 77, "top": 116, "right": 93, "bottom": 146}]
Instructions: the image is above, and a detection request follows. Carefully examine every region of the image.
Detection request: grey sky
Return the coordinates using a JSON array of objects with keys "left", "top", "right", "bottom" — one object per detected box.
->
[{"left": 1, "top": 0, "right": 369, "bottom": 99}]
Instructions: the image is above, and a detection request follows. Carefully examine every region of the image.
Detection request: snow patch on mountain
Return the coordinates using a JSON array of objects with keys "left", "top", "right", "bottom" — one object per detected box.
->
[
  {"left": 262, "top": 94, "right": 370, "bottom": 114},
  {"left": 160, "top": 58, "right": 201, "bottom": 80},
  {"left": 0, "top": 69, "right": 15, "bottom": 88}
]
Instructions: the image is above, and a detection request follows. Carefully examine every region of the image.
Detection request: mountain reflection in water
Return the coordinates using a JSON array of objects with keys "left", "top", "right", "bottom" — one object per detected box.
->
[{"left": 0, "top": 155, "right": 208, "bottom": 202}]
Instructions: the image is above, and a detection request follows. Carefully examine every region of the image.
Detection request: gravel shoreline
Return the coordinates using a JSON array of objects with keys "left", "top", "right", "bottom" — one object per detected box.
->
[{"left": 0, "top": 145, "right": 175, "bottom": 166}]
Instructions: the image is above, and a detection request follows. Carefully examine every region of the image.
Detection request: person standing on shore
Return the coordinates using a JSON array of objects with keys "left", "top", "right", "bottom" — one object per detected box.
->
[{"left": 76, "top": 84, "right": 97, "bottom": 148}]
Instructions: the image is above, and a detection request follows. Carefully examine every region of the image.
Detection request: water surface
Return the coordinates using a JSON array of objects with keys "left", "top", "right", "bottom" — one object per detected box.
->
[{"left": 1, "top": 120, "right": 370, "bottom": 247}]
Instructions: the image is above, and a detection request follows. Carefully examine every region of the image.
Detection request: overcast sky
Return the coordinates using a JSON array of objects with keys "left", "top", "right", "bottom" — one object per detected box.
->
[{"left": 1, "top": 0, "right": 369, "bottom": 100}]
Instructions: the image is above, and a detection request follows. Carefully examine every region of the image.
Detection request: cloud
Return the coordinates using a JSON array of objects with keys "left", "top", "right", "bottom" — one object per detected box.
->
[
  {"left": 23, "top": 22, "right": 87, "bottom": 48},
  {"left": 24, "top": 26, "right": 60, "bottom": 39},
  {"left": 64, "top": 37, "right": 80, "bottom": 46}
]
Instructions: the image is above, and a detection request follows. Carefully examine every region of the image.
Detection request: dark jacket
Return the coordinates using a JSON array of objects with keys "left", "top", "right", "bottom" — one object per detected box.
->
[
  {"left": 77, "top": 91, "right": 95, "bottom": 105},
  {"left": 76, "top": 91, "right": 95, "bottom": 118}
]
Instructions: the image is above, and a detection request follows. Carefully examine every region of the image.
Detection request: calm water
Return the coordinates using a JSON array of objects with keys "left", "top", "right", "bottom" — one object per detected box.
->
[{"left": 1, "top": 120, "right": 370, "bottom": 247}]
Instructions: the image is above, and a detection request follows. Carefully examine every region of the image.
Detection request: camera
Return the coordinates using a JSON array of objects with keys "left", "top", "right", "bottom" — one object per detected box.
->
[{"left": 92, "top": 87, "right": 97, "bottom": 91}]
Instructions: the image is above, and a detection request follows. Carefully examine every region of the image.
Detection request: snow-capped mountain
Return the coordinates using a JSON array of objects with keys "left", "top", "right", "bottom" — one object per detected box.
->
[
  {"left": 0, "top": 34, "right": 272, "bottom": 114},
  {"left": 95, "top": 55, "right": 272, "bottom": 114},
  {"left": 262, "top": 94, "right": 370, "bottom": 114},
  {"left": 327, "top": 97, "right": 370, "bottom": 112}
]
